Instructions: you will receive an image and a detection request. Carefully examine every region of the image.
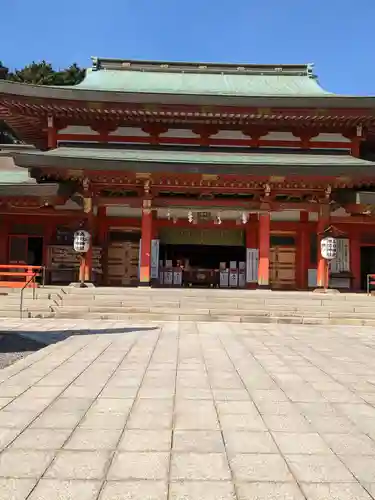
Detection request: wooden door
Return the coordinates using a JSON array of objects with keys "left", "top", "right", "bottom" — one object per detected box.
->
[
  {"left": 107, "top": 241, "right": 140, "bottom": 286},
  {"left": 270, "top": 246, "right": 296, "bottom": 289}
]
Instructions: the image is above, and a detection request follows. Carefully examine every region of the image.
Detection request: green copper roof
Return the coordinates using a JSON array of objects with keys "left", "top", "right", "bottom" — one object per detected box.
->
[
  {"left": 13, "top": 147, "right": 375, "bottom": 179},
  {"left": 75, "top": 58, "right": 332, "bottom": 97},
  {"left": 41, "top": 147, "right": 369, "bottom": 166},
  {"left": 0, "top": 155, "right": 59, "bottom": 195},
  {"left": 0, "top": 157, "right": 34, "bottom": 184}
]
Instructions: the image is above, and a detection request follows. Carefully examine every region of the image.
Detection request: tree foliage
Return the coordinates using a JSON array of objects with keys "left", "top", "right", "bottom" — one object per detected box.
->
[
  {"left": 0, "top": 61, "right": 8, "bottom": 80},
  {"left": 0, "top": 60, "right": 85, "bottom": 86}
]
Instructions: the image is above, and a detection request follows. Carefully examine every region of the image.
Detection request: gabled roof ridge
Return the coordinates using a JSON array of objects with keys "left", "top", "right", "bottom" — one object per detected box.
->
[{"left": 92, "top": 57, "right": 315, "bottom": 77}]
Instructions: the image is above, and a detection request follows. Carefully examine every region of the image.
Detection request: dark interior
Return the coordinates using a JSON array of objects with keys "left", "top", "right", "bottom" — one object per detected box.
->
[
  {"left": 27, "top": 237, "right": 43, "bottom": 266},
  {"left": 160, "top": 244, "right": 246, "bottom": 269},
  {"left": 360, "top": 246, "right": 375, "bottom": 290}
]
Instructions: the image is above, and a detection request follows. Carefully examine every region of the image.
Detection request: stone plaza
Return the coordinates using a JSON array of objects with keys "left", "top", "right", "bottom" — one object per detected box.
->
[{"left": 0, "top": 319, "right": 375, "bottom": 499}]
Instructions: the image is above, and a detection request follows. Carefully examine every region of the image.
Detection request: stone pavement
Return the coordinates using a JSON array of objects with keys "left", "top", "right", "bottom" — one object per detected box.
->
[{"left": 0, "top": 320, "right": 375, "bottom": 498}]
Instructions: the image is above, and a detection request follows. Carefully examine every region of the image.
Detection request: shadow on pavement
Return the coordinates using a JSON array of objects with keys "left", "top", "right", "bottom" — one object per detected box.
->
[
  {"left": 0, "top": 333, "right": 45, "bottom": 369},
  {"left": 0, "top": 326, "right": 159, "bottom": 346},
  {"left": 0, "top": 334, "right": 44, "bottom": 353}
]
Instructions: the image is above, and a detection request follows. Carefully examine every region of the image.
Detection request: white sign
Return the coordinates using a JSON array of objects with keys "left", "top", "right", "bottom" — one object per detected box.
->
[
  {"left": 73, "top": 230, "right": 91, "bottom": 253},
  {"left": 246, "top": 249, "right": 259, "bottom": 283},
  {"left": 173, "top": 269, "right": 183, "bottom": 286},
  {"left": 330, "top": 238, "right": 350, "bottom": 273},
  {"left": 151, "top": 240, "right": 160, "bottom": 279},
  {"left": 238, "top": 261, "right": 246, "bottom": 288},
  {"left": 164, "top": 270, "right": 173, "bottom": 285},
  {"left": 321, "top": 237, "right": 337, "bottom": 260},
  {"left": 220, "top": 270, "right": 229, "bottom": 287},
  {"left": 229, "top": 262, "right": 238, "bottom": 288}
]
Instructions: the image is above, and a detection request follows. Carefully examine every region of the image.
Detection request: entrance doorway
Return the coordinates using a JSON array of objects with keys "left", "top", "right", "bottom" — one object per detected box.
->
[
  {"left": 360, "top": 246, "right": 375, "bottom": 291},
  {"left": 8, "top": 235, "right": 43, "bottom": 266},
  {"left": 158, "top": 227, "right": 246, "bottom": 287},
  {"left": 160, "top": 244, "right": 246, "bottom": 288},
  {"left": 8, "top": 235, "right": 44, "bottom": 283},
  {"left": 161, "top": 244, "right": 245, "bottom": 268},
  {"left": 26, "top": 238, "right": 43, "bottom": 267},
  {"left": 270, "top": 234, "right": 296, "bottom": 289}
]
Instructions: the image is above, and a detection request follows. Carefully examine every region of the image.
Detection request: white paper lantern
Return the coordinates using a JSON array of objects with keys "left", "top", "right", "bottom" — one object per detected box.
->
[
  {"left": 320, "top": 236, "right": 337, "bottom": 260},
  {"left": 73, "top": 230, "right": 91, "bottom": 253}
]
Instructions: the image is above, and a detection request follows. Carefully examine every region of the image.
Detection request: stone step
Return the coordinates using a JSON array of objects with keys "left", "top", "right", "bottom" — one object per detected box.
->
[
  {"left": 0, "top": 310, "right": 54, "bottom": 319},
  {"left": 1, "top": 288, "right": 62, "bottom": 296},
  {"left": 1, "top": 300, "right": 54, "bottom": 307},
  {"left": 60, "top": 287, "right": 371, "bottom": 299},
  {"left": 51, "top": 310, "right": 375, "bottom": 326},
  {"left": 54, "top": 305, "right": 375, "bottom": 320},
  {"left": 54, "top": 305, "right": 336, "bottom": 318},
  {"left": 59, "top": 291, "right": 373, "bottom": 302},
  {"left": 57, "top": 299, "right": 375, "bottom": 314},
  {"left": 59, "top": 292, "right": 375, "bottom": 306},
  {"left": 0, "top": 298, "right": 56, "bottom": 305},
  {"left": 3, "top": 286, "right": 375, "bottom": 325}
]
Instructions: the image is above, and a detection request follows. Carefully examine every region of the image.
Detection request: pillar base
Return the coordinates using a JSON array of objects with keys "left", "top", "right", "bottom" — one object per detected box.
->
[
  {"left": 313, "top": 287, "right": 340, "bottom": 294},
  {"left": 257, "top": 284, "right": 272, "bottom": 290},
  {"left": 138, "top": 282, "right": 151, "bottom": 287},
  {"left": 69, "top": 282, "right": 95, "bottom": 288}
]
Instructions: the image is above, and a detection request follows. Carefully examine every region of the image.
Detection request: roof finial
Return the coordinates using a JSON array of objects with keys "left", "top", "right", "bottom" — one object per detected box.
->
[
  {"left": 91, "top": 57, "right": 99, "bottom": 71},
  {"left": 307, "top": 63, "right": 314, "bottom": 75}
]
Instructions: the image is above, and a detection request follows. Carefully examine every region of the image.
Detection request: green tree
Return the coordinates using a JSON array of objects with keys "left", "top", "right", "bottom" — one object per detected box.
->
[
  {"left": 5, "top": 61, "right": 85, "bottom": 86},
  {"left": 0, "top": 61, "right": 8, "bottom": 80},
  {"left": 8, "top": 60, "right": 56, "bottom": 85},
  {"left": 53, "top": 63, "right": 85, "bottom": 86}
]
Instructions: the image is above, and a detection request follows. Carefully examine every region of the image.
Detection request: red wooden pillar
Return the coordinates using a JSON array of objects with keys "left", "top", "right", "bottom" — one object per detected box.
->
[
  {"left": 316, "top": 209, "right": 329, "bottom": 288},
  {"left": 297, "top": 212, "right": 309, "bottom": 289},
  {"left": 83, "top": 193, "right": 94, "bottom": 283},
  {"left": 351, "top": 137, "right": 361, "bottom": 158},
  {"left": 246, "top": 214, "right": 258, "bottom": 248},
  {"left": 350, "top": 234, "right": 361, "bottom": 291},
  {"left": 0, "top": 219, "right": 8, "bottom": 264},
  {"left": 84, "top": 247, "right": 93, "bottom": 282},
  {"left": 97, "top": 207, "right": 107, "bottom": 285},
  {"left": 246, "top": 214, "right": 258, "bottom": 289},
  {"left": 140, "top": 200, "right": 153, "bottom": 286},
  {"left": 47, "top": 115, "right": 57, "bottom": 149},
  {"left": 258, "top": 213, "right": 270, "bottom": 288},
  {"left": 79, "top": 255, "right": 86, "bottom": 284}
]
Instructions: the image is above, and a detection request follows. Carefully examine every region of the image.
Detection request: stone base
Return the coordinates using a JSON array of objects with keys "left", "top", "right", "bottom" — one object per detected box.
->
[
  {"left": 257, "top": 285, "right": 272, "bottom": 291},
  {"left": 312, "top": 287, "right": 340, "bottom": 294},
  {"left": 69, "top": 282, "right": 96, "bottom": 288}
]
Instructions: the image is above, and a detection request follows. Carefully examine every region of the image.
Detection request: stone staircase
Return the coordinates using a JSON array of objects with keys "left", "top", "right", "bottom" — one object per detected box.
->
[
  {"left": 3, "top": 286, "right": 375, "bottom": 325},
  {"left": 0, "top": 287, "right": 61, "bottom": 319}
]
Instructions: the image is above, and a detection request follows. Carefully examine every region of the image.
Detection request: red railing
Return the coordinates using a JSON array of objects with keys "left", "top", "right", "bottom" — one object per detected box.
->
[{"left": 0, "top": 265, "right": 45, "bottom": 289}]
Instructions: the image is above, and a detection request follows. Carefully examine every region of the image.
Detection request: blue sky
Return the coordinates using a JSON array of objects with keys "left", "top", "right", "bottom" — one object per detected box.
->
[{"left": 3, "top": 0, "right": 374, "bottom": 95}]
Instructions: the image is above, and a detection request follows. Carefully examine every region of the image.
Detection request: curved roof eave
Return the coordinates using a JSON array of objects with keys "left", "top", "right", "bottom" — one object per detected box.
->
[{"left": 1, "top": 80, "right": 375, "bottom": 109}]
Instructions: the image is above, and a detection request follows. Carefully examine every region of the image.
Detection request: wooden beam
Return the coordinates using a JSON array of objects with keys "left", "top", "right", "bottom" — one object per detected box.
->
[{"left": 97, "top": 196, "right": 141, "bottom": 207}]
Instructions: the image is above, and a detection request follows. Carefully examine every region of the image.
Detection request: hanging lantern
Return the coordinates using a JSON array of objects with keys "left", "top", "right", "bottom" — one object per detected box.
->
[
  {"left": 241, "top": 212, "right": 248, "bottom": 225},
  {"left": 188, "top": 210, "right": 194, "bottom": 223},
  {"left": 320, "top": 236, "right": 337, "bottom": 260},
  {"left": 73, "top": 230, "right": 91, "bottom": 253}
]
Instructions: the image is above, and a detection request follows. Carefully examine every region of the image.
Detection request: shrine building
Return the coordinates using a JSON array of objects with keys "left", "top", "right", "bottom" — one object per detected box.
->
[{"left": 1, "top": 57, "right": 375, "bottom": 291}]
